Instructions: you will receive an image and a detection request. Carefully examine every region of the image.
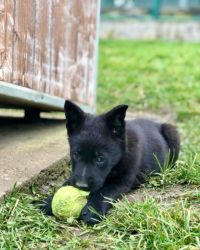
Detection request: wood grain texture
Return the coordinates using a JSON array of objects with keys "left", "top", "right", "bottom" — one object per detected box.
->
[
  {"left": 0, "top": 0, "right": 99, "bottom": 108},
  {"left": 32, "top": 0, "right": 52, "bottom": 92},
  {"left": 0, "top": 0, "right": 14, "bottom": 82},
  {"left": 12, "top": 0, "right": 30, "bottom": 86}
]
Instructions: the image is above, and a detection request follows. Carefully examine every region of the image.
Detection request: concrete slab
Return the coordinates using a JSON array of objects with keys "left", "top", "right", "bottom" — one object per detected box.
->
[
  {"left": 0, "top": 115, "right": 69, "bottom": 198},
  {"left": 100, "top": 20, "right": 200, "bottom": 42}
]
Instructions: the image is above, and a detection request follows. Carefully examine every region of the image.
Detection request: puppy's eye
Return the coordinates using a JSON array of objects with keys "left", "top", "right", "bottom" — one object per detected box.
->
[
  {"left": 96, "top": 156, "right": 105, "bottom": 164},
  {"left": 73, "top": 152, "right": 80, "bottom": 161}
]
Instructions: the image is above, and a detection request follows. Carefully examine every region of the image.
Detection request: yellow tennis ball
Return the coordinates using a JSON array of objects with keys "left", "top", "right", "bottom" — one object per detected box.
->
[{"left": 52, "top": 186, "right": 89, "bottom": 220}]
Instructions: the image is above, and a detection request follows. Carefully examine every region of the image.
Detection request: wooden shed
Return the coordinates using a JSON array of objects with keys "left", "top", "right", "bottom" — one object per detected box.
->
[{"left": 0, "top": 0, "right": 100, "bottom": 114}]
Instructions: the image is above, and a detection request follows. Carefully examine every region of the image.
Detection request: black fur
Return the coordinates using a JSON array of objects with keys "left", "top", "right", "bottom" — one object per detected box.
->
[{"left": 40, "top": 100, "right": 180, "bottom": 225}]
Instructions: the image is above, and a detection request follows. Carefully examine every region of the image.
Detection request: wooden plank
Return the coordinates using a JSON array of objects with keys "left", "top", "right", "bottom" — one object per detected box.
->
[
  {"left": 32, "top": 0, "right": 52, "bottom": 93},
  {"left": 50, "top": 0, "right": 69, "bottom": 98},
  {"left": 65, "top": 0, "right": 83, "bottom": 103},
  {"left": 23, "top": 0, "right": 35, "bottom": 89},
  {"left": 67, "top": 0, "right": 99, "bottom": 108},
  {"left": 0, "top": 0, "right": 5, "bottom": 73},
  {"left": 12, "top": 0, "right": 35, "bottom": 88},
  {"left": 12, "top": 0, "right": 52, "bottom": 92},
  {"left": 85, "top": 0, "right": 100, "bottom": 109},
  {"left": 0, "top": 0, "right": 14, "bottom": 82},
  {"left": 12, "top": 0, "right": 26, "bottom": 85}
]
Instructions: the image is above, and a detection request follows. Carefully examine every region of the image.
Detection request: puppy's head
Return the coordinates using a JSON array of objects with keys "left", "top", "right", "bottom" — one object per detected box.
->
[{"left": 64, "top": 100, "right": 128, "bottom": 192}]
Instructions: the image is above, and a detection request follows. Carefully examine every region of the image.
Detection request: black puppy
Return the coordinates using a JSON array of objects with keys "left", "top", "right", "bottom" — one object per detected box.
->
[{"left": 41, "top": 100, "right": 180, "bottom": 225}]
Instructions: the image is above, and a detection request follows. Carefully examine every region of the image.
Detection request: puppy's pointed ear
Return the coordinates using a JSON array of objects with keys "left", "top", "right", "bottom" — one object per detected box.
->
[
  {"left": 64, "top": 100, "right": 85, "bottom": 134},
  {"left": 104, "top": 105, "right": 128, "bottom": 137}
]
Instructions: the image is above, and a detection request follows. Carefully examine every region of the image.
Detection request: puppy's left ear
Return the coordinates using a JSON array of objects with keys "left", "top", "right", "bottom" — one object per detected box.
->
[
  {"left": 64, "top": 100, "right": 85, "bottom": 135},
  {"left": 105, "top": 105, "right": 128, "bottom": 137}
]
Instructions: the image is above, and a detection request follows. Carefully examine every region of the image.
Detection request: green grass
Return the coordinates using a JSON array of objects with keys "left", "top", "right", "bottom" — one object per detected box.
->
[
  {"left": 1, "top": 187, "right": 199, "bottom": 249},
  {"left": 98, "top": 40, "right": 200, "bottom": 120},
  {"left": 103, "top": 197, "right": 200, "bottom": 249},
  {"left": 1, "top": 40, "right": 200, "bottom": 249}
]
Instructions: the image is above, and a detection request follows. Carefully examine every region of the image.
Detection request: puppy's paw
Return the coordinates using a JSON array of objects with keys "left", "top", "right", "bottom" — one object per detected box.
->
[
  {"left": 80, "top": 204, "right": 102, "bottom": 225},
  {"left": 39, "top": 196, "right": 53, "bottom": 216}
]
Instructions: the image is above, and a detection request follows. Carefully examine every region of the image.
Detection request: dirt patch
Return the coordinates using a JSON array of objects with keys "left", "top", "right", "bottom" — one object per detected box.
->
[
  {"left": 126, "top": 110, "right": 175, "bottom": 123},
  {"left": 127, "top": 184, "right": 199, "bottom": 201},
  {"left": 126, "top": 184, "right": 200, "bottom": 212}
]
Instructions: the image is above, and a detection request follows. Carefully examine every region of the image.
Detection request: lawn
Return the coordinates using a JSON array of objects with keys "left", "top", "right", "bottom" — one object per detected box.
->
[{"left": 1, "top": 40, "right": 200, "bottom": 249}]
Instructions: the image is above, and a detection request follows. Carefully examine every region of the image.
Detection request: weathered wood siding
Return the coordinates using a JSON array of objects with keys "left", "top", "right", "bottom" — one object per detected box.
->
[{"left": 0, "top": 0, "right": 99, "bottom": 108}]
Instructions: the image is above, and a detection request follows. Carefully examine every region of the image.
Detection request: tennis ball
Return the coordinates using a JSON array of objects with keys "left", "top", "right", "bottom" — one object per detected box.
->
[{"left": 52, "top": 186, "right": 89, "bottom": 220}]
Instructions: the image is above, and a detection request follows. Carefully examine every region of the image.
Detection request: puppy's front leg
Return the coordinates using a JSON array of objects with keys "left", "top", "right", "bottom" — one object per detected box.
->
[{"left": 80, "top": 178, "right": 133, "bottom": 225}]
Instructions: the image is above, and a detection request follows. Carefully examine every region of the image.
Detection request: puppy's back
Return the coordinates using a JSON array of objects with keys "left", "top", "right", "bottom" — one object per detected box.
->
[{"left": 126, "top": 119, "right": 180, "bottom": 172}]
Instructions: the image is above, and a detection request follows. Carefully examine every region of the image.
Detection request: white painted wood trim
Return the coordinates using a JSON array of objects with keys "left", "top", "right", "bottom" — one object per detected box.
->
[{"left": 0, "top": 81, "right": 94, "bottom": 113}]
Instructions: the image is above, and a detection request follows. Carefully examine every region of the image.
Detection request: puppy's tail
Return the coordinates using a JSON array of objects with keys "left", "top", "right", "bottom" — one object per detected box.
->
[{"left": 161, "top": 123, "right": 180, "bottom": 166}]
